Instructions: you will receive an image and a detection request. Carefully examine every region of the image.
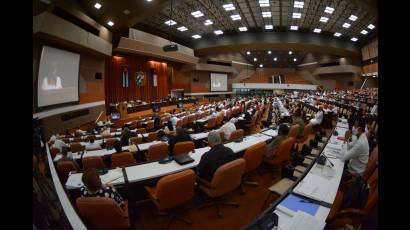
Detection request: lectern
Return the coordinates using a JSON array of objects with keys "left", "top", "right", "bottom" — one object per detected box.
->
[{"left": 118, "top": 102, "right": 128, "bottom": 118}]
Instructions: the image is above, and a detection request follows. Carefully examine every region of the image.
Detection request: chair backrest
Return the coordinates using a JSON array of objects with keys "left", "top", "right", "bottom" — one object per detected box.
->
[
  {"left": 57, "top": 161, "right": 77, "bottom": 183},
  {"left": 218, "top": 131, "right": 225, "bottom": 143},
  {"left": 300, "top": 124, "right": 313, "bottom": 143},
  {"left": 70, "top": 142, "right": 83, "bottom": 153},
  {"left": 228, "top": 129, "right": 244, "bottom": 141},
  {"left": 206, "top": 117, "right": 217, "bottom": 129},
  {"left": 215, "top": 114, "right": 224, "bottom": 126},
  {"left": 147, "top": 143, "right": 169, "bottom": 161},
  {"left": 105, "top": 138, "right": 118, "bottom": 149},
  {"left": 209, "top": 158, "right": 246, "bottom": 197},
  {"left": 362, "top": 146, "right": 378, "bottom": 181},
  {"left": 363, "top": 168, "right": 378, "bottom": 213},
  {"left": 137, "top": 128, "right": 146, "bottom": 134},
  {"left": 288, "top": 125, "right": 299, "bottom": 139},
  {"left": 173, "top": 141, "right": 195, "bottom": 156},
  {"left": 182, "top": 116, "right": 188, "bottom": 126},
  {"left": 275, "top": 137, "right": 296, "bottom": 163},
  {"left": 154, "top": 169, "right": 196, "bottom": 210},
  {"left": 50, "top": 147, "right": 60, "bottom": 158},
  {"left": 176, "top": 119, "right": 182, "bottom": 128},
  {"left": 82, "top": 156, "right": 106, "bottom": 170},
  {"left": 76, "top": 197, "right": 129, "bottom": 230},
  {"left": 129, "top": 136, "right": 142, "bottom": 145},
  {"left": 147, "top": 132, "right": 158, "bottom": 142},
  {"left": 188, "top": 114, "right": 196, "bottom": 124},
  {"left": 243, "top": 142, "right": 267, "bottom": 173},
  {"left": 146, "top": 120, "right": 155, "bottom": 130},
  {"left": 111, "top": 152, "right": 136, "bottom": 168}
]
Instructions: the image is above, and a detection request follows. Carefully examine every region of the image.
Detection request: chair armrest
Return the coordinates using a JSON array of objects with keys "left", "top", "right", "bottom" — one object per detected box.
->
[
  {"left": 198, "top": 177, "right": 215, "bottom": 189},
  {"left": 338, "top": 208, "right": 367, "bottom": 217}
]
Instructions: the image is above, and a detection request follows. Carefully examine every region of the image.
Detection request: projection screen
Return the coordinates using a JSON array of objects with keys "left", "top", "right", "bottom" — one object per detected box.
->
[{"left": 210, "top": 73, "right": 228, "bottom": 92}]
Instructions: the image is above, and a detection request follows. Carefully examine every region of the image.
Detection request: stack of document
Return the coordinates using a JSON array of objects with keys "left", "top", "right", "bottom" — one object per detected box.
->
[
  {"left": 326, "top": 143, "right": 342, "bottom": 152},
  {"left": 281, "top": 211, "right": 326, "bottom": 230},
  {"left": 100, "top": 168, "right": 123, "bottom": 184},
  {"left": 293, "top": 173, "right": 332, "bottom": 203}
]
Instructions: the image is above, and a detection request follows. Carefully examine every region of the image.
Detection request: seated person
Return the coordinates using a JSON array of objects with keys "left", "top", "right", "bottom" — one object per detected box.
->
[
  {"left": 101, "top": 128, "right": 111, "bottom": 138},
  {"left": 264, "top": 124, "right": 289, "bottom": 159},
  {"left": 309, "top": 109, "right": 324, "bottom": 126},
  {"left": 85, "top": 136, "right": 102, "bottom": 151},
  {"left": 113, "top": 140, "right": 129, "bottom": 154},
  {"left": 120, "top": 127, "right": 134, "bottom": 146},
  {"left": 80, "top": 168, "right": 125, "bottom": 208},
  {"left": 342, "top": 118, "right": 369, "bottom": 178},
  {"left": 58, "top": 146, "right": 80, "bottom": 169},
  {"left": 168, "top": 127, "right": 192, "bottom": 154},
  {"left": 292, "top": 112, "right": 305, "bottom": 138},
  {"left": 170, "top": 115, "right": 178, "bottom": 128},
  {"left": 50, "top": 135, "right": 68, "bottom": 152},
  {"left": 157, "top": 130, "right": 169, "bottom": 142},
  {"left": 164, "top": 120, "right": 176, "bottom": 136},
  {"left": 197, "top": 131, "right": 235, "bottom": 182},
  {"left": 244, "top": 111, "right": 252, "bottom": 121},
  {"left": 218, "top": 118, "right": 237, "bottom": 141},
  {"left": 153, "top": 113, "right": 161, "bottom": 129}
]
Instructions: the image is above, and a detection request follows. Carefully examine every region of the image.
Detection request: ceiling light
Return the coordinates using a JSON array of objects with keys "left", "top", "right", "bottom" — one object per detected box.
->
[
  {"left": 294, "top": 1, "right": 304, "bottom": 8},
  {"left": 165, "top": 20, "right": 177, "bottom": 26},
  {"left": 289, "top": 51, "right": 293, "bottom": 55},
  {"left": 259, "top": 0, "right": 270, "bottom": 7},
  {"left": 94, "top": 3, "right": 102, "bottom": 9},
  {"left": 146, "top": 0, "right": 153, "bottom": 2},
  {"left": 246, "top": 51, "right": 251, "bottom": 55},
  {"left": 292, "top": 13, "right": 302, "bottom": 19},
  {"left": 223, "top": 3, "right": 235, "bottom": 11},
  {"left": 360, "top": 30, "right": 368, "bottom": 35},
  {"left": 290, "top": 25, "right": 298, "bottom": 30},
  {"left": 204, "top": 19, "right": 213, "bottom": 26},
  {"left": 268, "top": 51, "right": 271, "bottom": 54},
  {"left": 192, "top": 34, "right": 201, "bottom": 39},
  {"left": 324, "top": 6, "right": 334, "bottom": 14},
  {"left": 368, "top": 24, "right": 375, "bottom": 30},
  {"left": 334, "top": 32, "right": 341, "bottom": 37},
  {"left": 238, "top": 27, "right": 248, "bottom": 31},
  {"left": 342, "top": 23, "right": 351, "bottom": 28},
  {"left": 274, "top": 57, "right": 278, "bottom": 61},
  {"left": 265, "top": 25, "right": 273, "bottom": 30},
  {"left": 123, "top": 9, "right": 130, "bottom": 15},
  {"left": 313, "top": 28, "right": 321, "bottom": 33},
  {"left": 107, "top": 21, "right": 114, "bottom": 26},
  {"left": 254, "top": 58, "right": 257, "bottom": 62},
  {"left": 214, "top": 30, "right": 223, "bottom": 35},
  {"left": 262, "top": 12, "right": 272, "bottom": 18},
  {"left": 191, "top": 11, "right": 204, "bottom": 18},
  {"left": 259, "top": 64, "right": 263, "bottom": 68},
  {"left": 231, "top": 14, "right": 241, "bottom": 20},
  {"left": 349, "top": 15, "right": 358, "bottom": 21},
  {"left": 320, "top": 17, "right": 329, "bottom": 23},
  {"left": 177, "top": 26, "right": 188, "bottom": 32},
  {"left": 293, "top": 58, "right": 297, "bottom": 62},
  {"left": 351, "top": 37, "right": 358, "bottom": 42}
]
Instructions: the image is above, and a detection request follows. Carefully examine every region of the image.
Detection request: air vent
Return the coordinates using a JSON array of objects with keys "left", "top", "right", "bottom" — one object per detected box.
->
[
  {"left": 320, "top": 61, "right": 340, "bottom": 67},
  {"left": 206, "top": 60, "right": 232, "bottom": 66},
  {"left": 52, "top": 7, "right": 100, "bottom": 36}
]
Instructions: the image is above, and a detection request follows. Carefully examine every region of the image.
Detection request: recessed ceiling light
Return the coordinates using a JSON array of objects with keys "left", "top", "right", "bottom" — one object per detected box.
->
[
  {"left": 192, "top": 34, "right": 201, "bottom": 39},
  {"left": 360, "top": 30, "right": 368, "bottom": 35},
  {"left": 238, "top": 27, "right": 247, "bottom": 31},
  {"left": 289, "top": 51, "right": 293, "bottom": 55},
  {"left": 320, "top": 17, "right": 329, "bottom": 23},
  {"left": 294, "top": 1, "right": 304, "bottom": 8},
  {"left": 94, "top": 3, "right": 102, "bottom": 9},
  {"left": 246, "top": 51, "right": 251, "bottom": 55},
  {"left": 223, "top": 3, "right": 235, "bottom": 11},
  {"left": 254, "top": 58, "right": 257, "bottom": 62},
  {"left": 262, "top": 12, "right": 272, "bottom": 18},
  {"left": 274, "top": 57, "right": 278, "bottom": 61},
  {"left": 191, "top": 11, "right": 204, "bottom": 18},
  {"left": 231, "top": 14, "right": 241, "bottom": 21},
  {"left": 107, "top": 21, "right": 114, "bottom": 26},
  {"left": 165, "top": 20, "right": 177, "bottom": 26},
  {"left": 177, "top": 26, "right": 188, "bottom": 32},
  {"left": 259, "top": 64, "right": 263, "bottom": 68},
  {"left": 292, "top": 13, "right": 302, "bottom": 19},
  {"left": 265, "top": 25, "right": 273, "bottom": 30},
  {"left": 324, "top": 6, "right": 334, "bottom": 14},
  {"left": 268, "top": 50, "right": 271, "bottom": 54},
  {"left": 368, "top": 24, "right": 375, "bottom": 30},
  {"left": 351, "top": 37, "right": 358, "bottom": 42},
  {"left": 290, "top": 25, "right": 298, "bottom": 30},
  {"left": 334, "top": 32, "right": 342, "bottom": 37},
  {"left": 146, "top": 0, "right": 152, "bottom": 2},
  {"left": 342, "top": 23, "right": 351, "bottom": 28},
  {"left": 204, "top": 19, "right": 213, "bottom": 26},
  {"left": 313, "top": 28, "right": 321, "bottom": 33},
  {"left": 123, "top": 9, "right": 130, "bottom": 15},
  {"left": 214, "top": 30, "right": 223, "bottom": 35},
  {"left": 293, "top": 58, "right": 297, "bottom": 62},
  {"left": 259, "top": 0, "right": 270, "bottom": 7},
  {"left": 349, "top": 15, "right": 358, "bottom": 21}
]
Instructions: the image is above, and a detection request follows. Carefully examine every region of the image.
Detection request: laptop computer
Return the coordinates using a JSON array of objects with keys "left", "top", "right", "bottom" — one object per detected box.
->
[{"left": 174, "top": 154, "right": 194, "bottom": 165}]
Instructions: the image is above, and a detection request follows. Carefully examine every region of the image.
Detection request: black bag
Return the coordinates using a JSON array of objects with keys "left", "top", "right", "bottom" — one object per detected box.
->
[
  {"left": 309, "top": 139, "right": 318, "bottom": 148},
  {"left": 315, "top": 133, "right": 322, "bottom": 142},
  {"left": 301, "top": 144, "right": 311, "bottom": 156},
  {"left": 281, "top": 164, "right": 295, "bottom": 179},
  {"left": 291, "top": 151, "right": 305, "bottom": 166},
  {"left": 342, "top": 177, "right": 369, "bottom": 209}
]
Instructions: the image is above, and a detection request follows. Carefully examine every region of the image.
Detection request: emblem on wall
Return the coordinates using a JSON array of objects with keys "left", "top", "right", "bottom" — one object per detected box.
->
[{"left": 135, "top": 71, "right": 145, "bottom": 86}]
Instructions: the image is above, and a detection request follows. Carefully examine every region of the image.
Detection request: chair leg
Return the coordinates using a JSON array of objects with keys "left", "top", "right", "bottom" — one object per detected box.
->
[
  {"left": 199, "top": 198, "right": 239, "bottom": 219},
  {"left": 261, "top": 192, "right": 273, "bottom": 211}
]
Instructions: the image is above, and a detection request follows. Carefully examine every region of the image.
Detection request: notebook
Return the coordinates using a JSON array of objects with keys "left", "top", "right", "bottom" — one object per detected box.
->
[
  {"left": 174, "top": 154, "right": 194, "bottom": 165},
  {"left": 277, "top": 194, "right": 320, "bottom": 216}
]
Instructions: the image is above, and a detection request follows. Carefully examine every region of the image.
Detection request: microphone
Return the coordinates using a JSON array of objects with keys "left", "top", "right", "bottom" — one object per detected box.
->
[{"left": 318, "top": 154, "right": 334, "bottom": 167}]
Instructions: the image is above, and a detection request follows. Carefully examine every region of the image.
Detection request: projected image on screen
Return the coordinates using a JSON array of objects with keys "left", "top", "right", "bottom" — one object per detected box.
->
[
  {"left": 210, "top": 73, "right": 228, "bottom": 91},
  {"left": 37, "top": 46, "right": 80, "bottom": 108}
]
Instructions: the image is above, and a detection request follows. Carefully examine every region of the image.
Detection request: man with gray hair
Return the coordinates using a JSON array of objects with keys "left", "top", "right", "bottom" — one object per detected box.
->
[{"left": 196, "top": 131, "right": 235, "bottom": 182}]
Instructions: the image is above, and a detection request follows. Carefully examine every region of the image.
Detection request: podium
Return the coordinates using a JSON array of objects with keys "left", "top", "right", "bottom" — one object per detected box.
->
[{"left": 117, "top": 102, "right": 128, "bottom": 118}]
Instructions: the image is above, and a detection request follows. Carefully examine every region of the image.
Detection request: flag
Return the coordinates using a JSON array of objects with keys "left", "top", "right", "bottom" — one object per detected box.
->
[
  {"left": 150, "top": 68, "right": 158, "bottom": 87},
  {"left": 121, "top": 66, "right": 129, "bottom": 88}
]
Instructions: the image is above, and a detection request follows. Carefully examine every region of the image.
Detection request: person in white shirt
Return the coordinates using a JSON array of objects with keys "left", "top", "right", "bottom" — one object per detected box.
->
[
  {"left": 85, "top": 136, "right": 102, "bottom": 151},
  {"left": 342, "top": 118, "right": 369, "bottom": 176},
  {"left": 218, "top": 118, "right": 237, "bottom": 141},
  {"left": 50, "top": 136, "right": 68, "bottom": 152},
  {"left": 170, "top": 115, "right": 178, "bottom": 127},
  {"left": 309, "top": 109, "right": 323, "bottom": 126}
]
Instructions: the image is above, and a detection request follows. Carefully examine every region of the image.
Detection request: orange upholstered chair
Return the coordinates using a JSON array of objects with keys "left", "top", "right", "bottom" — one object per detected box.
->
[
  {"left": 147, "top": 143, "right": 169, "bottom": 161},
  {"left": 137, "top": 127, "right": 146, "bottom": 134},
  {"left": 297, "top": 123, "right": 312, "bottom": 144},
  {"left": 242, "top": 142, "right": 267, "bottom": 186},
  {"left": 198, "top": 158, "right": 246, "bottom": 218},
  {"left": 147, "top": 132, "right": 158, "bottom": 142},
  {"left": 288, "top": 125, "right": 299, "bottom": 139},
  {"left": 173, "top": 141, "right": 195, "bottom": 156},
  {"left": 215, "top": 114, "right": 224, "bottom": 127},
  {"left": 263, "top": 137, "right": 295, "bottom": 166},
  {"left": 145, "top": 169, "right": 196, "bottom": 228},
  {"left": 57, "top": 161, "right": 78, "bottom": 183},
  {"left": 70, "top": 142, "right": 83, "bottom": 153},
  {"left": 129, "top": 136, "right": 142, "bottom": 145},
  {"left": 204, "top": 117, "right": 216, "bottom": 130},
  {"left": 76, "top": 197, "right": 130, "bottom": 230},
  {"left": 187, "top": 114, "right": 196, "bottom": 124},
  {"left": 145, "top": 120, "right": 154, "bottom": 131},
  {"left": 82, "top": 156, "right": 106, "bottom": 170},
  {"left": 105, "top": 138, "right": 118, "bottom": 149},
  {"left": 111, "top": 152, "right": 136, "bottom": 168},
  {"left": 228, "top": 129, "right": 244, "bottom": 142},
  {"left": 50, "top": 147, "right": 60, "bottom": 158}
]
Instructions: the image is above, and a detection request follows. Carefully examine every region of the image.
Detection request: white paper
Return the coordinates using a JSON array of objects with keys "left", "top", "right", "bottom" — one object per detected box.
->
[
  {"left": 293, "top": 174, "right": 332, "bottom": 203},
  {"left": 281, "top": 211, "right": 326, "bottom": 230},
  {"left": 100, "top": 168, "right": 123, "bottom": 184}
]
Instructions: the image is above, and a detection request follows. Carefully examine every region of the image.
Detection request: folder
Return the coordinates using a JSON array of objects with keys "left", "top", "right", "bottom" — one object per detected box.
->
[{"left": 277, "top": 194, "right": 320, "bottom": 216}]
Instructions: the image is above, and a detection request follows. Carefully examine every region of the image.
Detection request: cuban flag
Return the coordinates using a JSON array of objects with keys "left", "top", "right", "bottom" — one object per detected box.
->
[
  {"left": 150, "top": 68, "right": 158, "bottom": 87},
  {"left": 121, "top": 66, "right": 129, "bottom": 88}
]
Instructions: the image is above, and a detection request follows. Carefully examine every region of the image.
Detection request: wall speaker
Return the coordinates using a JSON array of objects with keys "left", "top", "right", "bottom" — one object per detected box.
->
[{"left": 95, "top": 72, "right": 102, "bottom": 80}]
